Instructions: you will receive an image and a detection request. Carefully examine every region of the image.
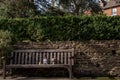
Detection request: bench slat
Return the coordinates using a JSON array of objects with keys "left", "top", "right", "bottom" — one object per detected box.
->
[
  {"left": 53, "top": 52, "right": 56, "bottom": 60},
  {"left": 18, "top": 52, "right": 21, "bottom": 64},
  {"left": 72, "top": 51, "right": 74, "bottom": 65},
  {"left": 39, "top": 52, "right": 42, "bottom": 64},
  {"left": 57, "top": 52, "right": 60, "bottom": 64},
  {"left": 36, "top": 52, "right": 38, "bottom": 64},
  {"left": 47, "top": 52, "right": 50, "bottom": 63},
  {"left": 25, "top": 52, "right": 28, "bottom": 64},
  {"left": 68, "top": 52, "right": 71, "bottom": 65},
  {"left": 50, "top": 52, "right": 52, "bottom": 64},
  {"left": 29, "top": 52, "right": 31, "bottom": 64},
  {"left": 32, "top": 52, "right": 34, "bottom": 64},
  {"left": 10, "top": 52, "right": 13, "bottom": 64},
  {"left": 61, "top": 52, "right": 63, "bottom": 64},
  {"left": 64, "top": 53, "right": 67, "bottom": 64},
  {"left": 22, "top": 52, "right": 24, "bottom": 64},
  {"left": 14, "top": 52, "right": 17, "bottom": 64}
]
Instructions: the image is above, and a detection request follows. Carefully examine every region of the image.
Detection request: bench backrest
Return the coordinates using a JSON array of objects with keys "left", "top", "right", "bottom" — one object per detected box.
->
[{"left": 11, "top": 49, "right": 74, "bottom": 65}]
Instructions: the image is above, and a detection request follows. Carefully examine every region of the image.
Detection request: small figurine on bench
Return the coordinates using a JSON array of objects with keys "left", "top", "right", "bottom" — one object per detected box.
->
[
  {"left": 51, "top": 56, "right": 56, "bottom": 64},
  {"left": 43, "top": 55, "right": 48, "bottom": 64}
]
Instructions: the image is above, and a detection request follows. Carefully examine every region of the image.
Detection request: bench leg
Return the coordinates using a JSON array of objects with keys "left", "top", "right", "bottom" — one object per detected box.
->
[
  {"left": 3, "top": 67, "right": 6, "bottom": 79},
  {"left": 68, "top": 67, "right": 72, "bottom": 79},
  {"left": 10, "top": 68, "right": 13, "bottom": 76},
  {"left": 69, "top": 69, "right": 72, "bottom": 79},
  {"left": 3, "top": 60, "right": 6, "bottom": 79}
]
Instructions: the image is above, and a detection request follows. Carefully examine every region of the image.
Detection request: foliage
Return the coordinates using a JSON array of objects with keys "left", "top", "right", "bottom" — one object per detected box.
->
[
  {"left": 0, "top": 16, "right": 120, "bottom": 41},
  {"left": 0, "top": 0, "right": 102, "bottom": 17},
  {"left": 36, "top": 0, "right": 102, "bottom": 15},
  {"left": 27, "top": 20, "right": 44, "bottom": 42},
  {"left": 0, "top": 30, "right": 13, "bottom": 60},
  {"left": 0, "top": 0, "right": 36, "bottom": 18},
  {"left": 59, "top": 0, "right": 102, "bottom": 15}
]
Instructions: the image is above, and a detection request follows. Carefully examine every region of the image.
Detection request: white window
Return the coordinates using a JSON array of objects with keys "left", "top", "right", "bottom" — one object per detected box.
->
[{"left": 112, "top": 8, "right": 117, "bottom": 16}]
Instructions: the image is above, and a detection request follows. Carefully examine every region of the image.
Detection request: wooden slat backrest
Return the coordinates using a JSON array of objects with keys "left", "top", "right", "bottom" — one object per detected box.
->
[{"left": 11, "top": 49, "right": 74, "bottom": 65}]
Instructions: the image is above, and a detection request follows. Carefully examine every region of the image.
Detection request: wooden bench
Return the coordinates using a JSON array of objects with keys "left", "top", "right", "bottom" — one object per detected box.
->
[{"left": 2, "top": 49, "right": 74, "bottom": 79}]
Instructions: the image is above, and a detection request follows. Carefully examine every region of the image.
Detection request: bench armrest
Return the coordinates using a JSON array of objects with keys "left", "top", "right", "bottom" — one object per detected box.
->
[
  {"left": 1, "top": 56, "right": 13, "bottom": 60},
  {"left": 1, "top": 56, "right": 13, "bottom": 65}
]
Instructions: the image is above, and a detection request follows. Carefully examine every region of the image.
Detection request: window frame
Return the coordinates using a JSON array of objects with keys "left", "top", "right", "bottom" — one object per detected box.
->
[{"left": 112, "top": 8, "right": 117, "bottom": 16}]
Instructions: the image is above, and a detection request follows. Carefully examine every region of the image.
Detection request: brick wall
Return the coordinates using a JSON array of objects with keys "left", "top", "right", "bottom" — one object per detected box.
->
[
  {"left": 13, "top": 40, "right": 120, "bottom": 77},
  {"left": 103, "top": 6, "right": 120, "bottom": 16}
]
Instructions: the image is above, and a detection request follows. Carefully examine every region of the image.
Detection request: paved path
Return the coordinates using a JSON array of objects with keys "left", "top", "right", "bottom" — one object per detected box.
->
[
  {"left": 0, "top": 77, "right": 73, "bottom": 80},
  {"left": 0, "top": 70, "right": 119, "bottom": 80},
  {"left": 0, "top": 69, "right": 76, "bottom": 80},
  {"left": 0, "top": 76, "right": 78, "bottom": 80},
  {"left": 0, "top": 76, "right": 120, "bottom": 80}
]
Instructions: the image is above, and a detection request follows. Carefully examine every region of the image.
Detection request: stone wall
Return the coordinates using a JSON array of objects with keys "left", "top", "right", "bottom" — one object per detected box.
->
[{"left": 13, "top": 40, "right": 120, "bottom": 77}]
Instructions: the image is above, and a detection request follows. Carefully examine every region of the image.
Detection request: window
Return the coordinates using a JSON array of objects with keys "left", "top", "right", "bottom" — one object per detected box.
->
[
  {"left": 93, "top": 0, "right": 99, "bottom": 3},
  {"left": 112, "top": 8, "right": 117, "bottom": 16}
]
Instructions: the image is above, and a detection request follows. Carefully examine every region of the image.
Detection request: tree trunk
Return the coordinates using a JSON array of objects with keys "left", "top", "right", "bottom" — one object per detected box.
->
[{"left": 74, "top": 5, "right": 80, "bottom": 15}]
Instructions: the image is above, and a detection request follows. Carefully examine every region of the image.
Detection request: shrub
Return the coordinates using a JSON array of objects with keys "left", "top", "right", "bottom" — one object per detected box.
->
[
  {"left": 0, "top": 30, "right": 13, "bottom": 59},
  {"left": 0, "top": 16, "right": 120, "bottom": 41}
]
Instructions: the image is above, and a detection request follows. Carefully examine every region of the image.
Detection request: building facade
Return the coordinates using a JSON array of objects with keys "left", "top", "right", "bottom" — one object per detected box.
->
[{"left": 102, "top": 0, "right": 120, "bottom": 16}]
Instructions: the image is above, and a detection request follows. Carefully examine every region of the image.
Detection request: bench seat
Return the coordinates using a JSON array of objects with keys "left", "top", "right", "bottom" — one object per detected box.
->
[{"left": 6, "top": 64, "right": 70, "bottom": 68}]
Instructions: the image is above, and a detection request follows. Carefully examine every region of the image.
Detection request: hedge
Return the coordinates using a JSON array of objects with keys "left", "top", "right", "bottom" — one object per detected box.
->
[{"left": 0, "top": 15, "right": 120, "bottom": 42}]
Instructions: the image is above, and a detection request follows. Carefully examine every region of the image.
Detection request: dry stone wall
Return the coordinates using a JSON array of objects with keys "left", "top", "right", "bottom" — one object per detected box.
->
[{"left": 13, "top": 40, "right": 120, "bottom": 77}]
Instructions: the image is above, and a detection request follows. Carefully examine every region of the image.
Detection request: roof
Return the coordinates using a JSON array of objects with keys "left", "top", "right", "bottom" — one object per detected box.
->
[{"left": 103, "top": 0, "right": 120, "bottom": 9}]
